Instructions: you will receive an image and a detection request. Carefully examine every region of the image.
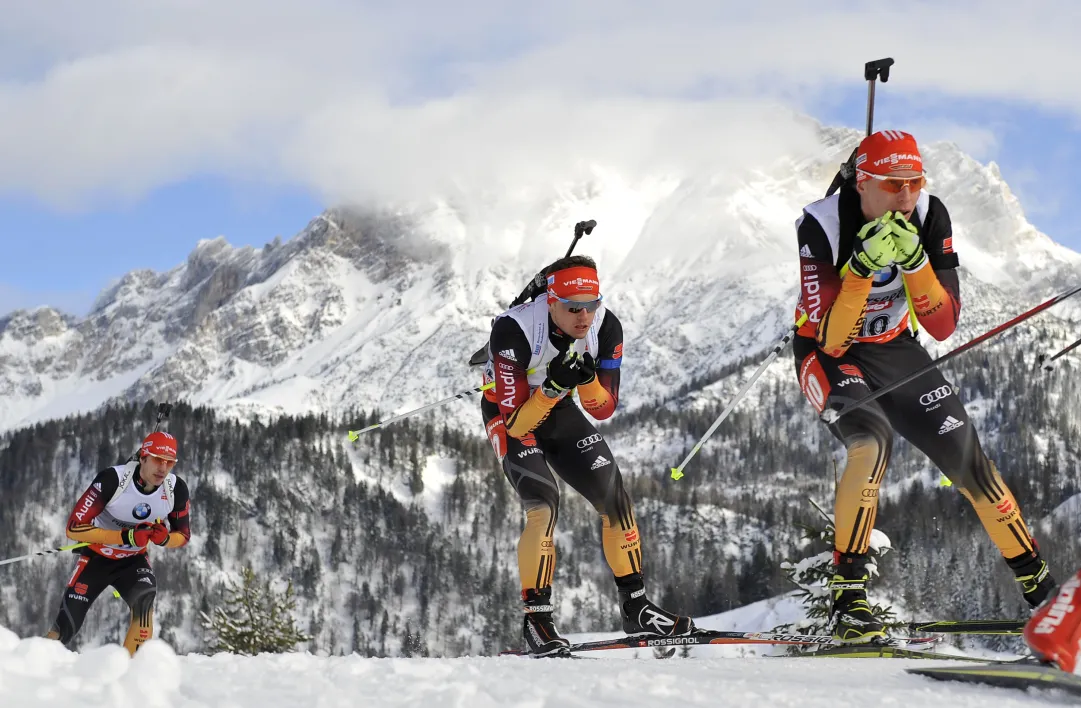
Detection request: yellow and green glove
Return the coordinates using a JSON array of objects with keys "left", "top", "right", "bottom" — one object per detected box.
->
[
  {"left": 848, "top": 212, "right": 899, "bottom": 278},
  {"left": 887, "top": 213, "right": 926, "bottom": 270}
]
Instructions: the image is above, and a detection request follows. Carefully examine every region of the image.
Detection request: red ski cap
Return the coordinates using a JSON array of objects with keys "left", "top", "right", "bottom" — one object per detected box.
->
[
  {"left": 140, "top": 431, "right": 178, "bottom": 461},
  {"left": 855, "top": 130, "right": 923, "bottom": 180}
]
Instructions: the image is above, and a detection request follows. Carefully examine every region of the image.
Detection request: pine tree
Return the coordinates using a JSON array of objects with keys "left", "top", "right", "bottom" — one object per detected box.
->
[
  {"left": 200, "top": 566, "right": 313, "bottom": 655},
  {"left": 775, "top": 500, "right": 897, "bottom": 635}
]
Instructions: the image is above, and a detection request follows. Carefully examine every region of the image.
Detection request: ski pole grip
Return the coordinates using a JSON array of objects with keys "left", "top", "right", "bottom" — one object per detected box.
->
[
  {"left": 864, "top": 58, "right": 894, "bottom": 82},
  {"left": 566, "top": 219, "right": 596, "bottom": 257}
]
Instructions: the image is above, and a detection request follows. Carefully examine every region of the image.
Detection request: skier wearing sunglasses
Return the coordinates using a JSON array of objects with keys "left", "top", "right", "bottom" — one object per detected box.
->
[
  {"left": 791, "top": 130, "right": 1055, "bottom": 644},
  {"left": 480, "top": 255, "right": 694, "bottom": 656}
]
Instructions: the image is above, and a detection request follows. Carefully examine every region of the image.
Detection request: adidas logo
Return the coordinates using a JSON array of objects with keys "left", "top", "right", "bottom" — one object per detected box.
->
[
  {"left": 799, "top": 244, "right": 813, "bottom": 258},
  {"left": 499, "top": 349, "right": 517, "bottom": 362},
  {"left": 590, "top": 455, "right": 611, "bottom": 470},
  {"left": 938, "top": 416, "right": 964, "bottom": 435}
]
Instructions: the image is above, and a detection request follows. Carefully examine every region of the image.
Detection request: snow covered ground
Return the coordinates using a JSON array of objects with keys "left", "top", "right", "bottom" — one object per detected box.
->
[
  {"left": 0, "top": 628, "right": 1056, "bottom": 708},
  {"left": 0, "top": 592, "right": 1051, "bottom": 708}
]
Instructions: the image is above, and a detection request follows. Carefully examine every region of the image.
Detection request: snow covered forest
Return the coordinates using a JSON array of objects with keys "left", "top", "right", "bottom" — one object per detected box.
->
[{"left": 2, "top": 333, "right": 1078, "bottom": 657}]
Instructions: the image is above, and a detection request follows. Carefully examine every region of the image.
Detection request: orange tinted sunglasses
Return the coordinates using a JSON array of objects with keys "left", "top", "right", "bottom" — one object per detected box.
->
[{"left": 858, "top": 169, "right": 926, "bottom": 194}]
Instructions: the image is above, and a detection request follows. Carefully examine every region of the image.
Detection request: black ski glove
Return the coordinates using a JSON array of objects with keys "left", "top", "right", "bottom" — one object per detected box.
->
[
  {"left": 576, "top": 352, "right": 597, "bottom": 386},
  {"left": 543, "top": 351, "right": 584, "bottom": 397}
]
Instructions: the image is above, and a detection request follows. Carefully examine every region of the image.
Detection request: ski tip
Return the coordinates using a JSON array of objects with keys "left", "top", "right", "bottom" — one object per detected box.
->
[
  {"left": 938, "top": 475, "right": 953, "bottom": 487},
  {"left": 905, "top": 660, "right": 1081, "bottom": 695},
  {"left": 347, "top": 431, "right": 359, "bottom": 442},
  {"left": 670, "top": 468, "right": 683, "bottom": 481}
]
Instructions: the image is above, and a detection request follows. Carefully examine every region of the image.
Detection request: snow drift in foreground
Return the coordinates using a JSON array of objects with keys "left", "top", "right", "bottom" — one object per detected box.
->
[
  {"left": 0, "top": 626, "right": 1050, "bottom": 708},
  {"left": 0, "top": 594, "right": 1045, "bottom": 708}
]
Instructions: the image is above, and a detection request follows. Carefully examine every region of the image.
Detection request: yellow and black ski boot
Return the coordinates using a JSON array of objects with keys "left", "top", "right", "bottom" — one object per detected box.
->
[{"left": 829, "top": 552, "right": 887, "bottom": 644}]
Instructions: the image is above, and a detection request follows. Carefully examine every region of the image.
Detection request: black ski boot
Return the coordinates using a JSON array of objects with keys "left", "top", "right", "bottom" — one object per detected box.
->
[
  {"left": 1007, "top": 550, "right": 1057, "bottom": 610},
  {"left": 829, "top": 552, "right": 887, "bottom": 644},
  {"left": 522, "top": 587, "right": 571, "bottom": 657},
  {"left": 615, "top": 573, "right": 695, "bottom": 637}
]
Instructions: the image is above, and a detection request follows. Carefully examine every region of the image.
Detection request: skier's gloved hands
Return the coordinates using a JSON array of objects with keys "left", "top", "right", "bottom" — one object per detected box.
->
[
  {"left": 576, "top": 353, "right": 598, "bottom": 386},
  {"left": 848, "top": 212, "right": 899, "bottom": 278},
  {"left": 148, "top": 522, "right": 170, "bottom": 546},
  {"left": 123, "top": 522, "right": 169, "bottom": 548},
  {"left": 887, "top": 213, "right": 926, "bottom": 270},
  {"left": 543, "top": 351, "right": 584, "bottom": 397}
]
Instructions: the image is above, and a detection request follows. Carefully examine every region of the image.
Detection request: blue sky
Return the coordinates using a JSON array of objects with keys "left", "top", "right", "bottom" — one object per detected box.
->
[
  {"left": 0, "top": 179, "right": 322, "bottom": 314},
  {"left": 2, "top": 2, "right": 1080, "bottom": 317}
]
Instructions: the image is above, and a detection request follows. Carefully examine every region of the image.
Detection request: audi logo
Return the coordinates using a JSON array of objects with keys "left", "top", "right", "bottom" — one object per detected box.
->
[
  {"left": 919, "top": 385, "right": 953, "bottom": 406},
  {"left": 577, "top": 434, "right": 602, "bottom": 449}
]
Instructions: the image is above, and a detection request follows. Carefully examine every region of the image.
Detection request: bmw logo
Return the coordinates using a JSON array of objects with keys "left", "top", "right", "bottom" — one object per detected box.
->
[
  {"left": 873, "top": 267, "right": 896, "bottom": 285},
  {"left": 133, "top": 503, "right": 152, "bottom": 520}
]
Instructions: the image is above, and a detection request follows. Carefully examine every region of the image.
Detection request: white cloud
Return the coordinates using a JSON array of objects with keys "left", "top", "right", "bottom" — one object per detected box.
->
[
  {"left": 1, "top": 1, "right": 1079, "bottom": 209},
  {"left": 901, "top": 121, "right": 1000, "bottom": 161}
]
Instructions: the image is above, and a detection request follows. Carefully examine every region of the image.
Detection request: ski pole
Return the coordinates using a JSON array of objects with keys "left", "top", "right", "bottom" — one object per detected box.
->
[
  {"left": 822, "top": 282, "right": 1081, "bottom": 425},
  {"left": 671, "top": 314, "right": 807, "bottom": 480},
  {"left": 863, "top": 58, "right": 894, "bottom": 137},
  {"left": 348, "top": 368, "right": 539, "bottom": 440},
  {"left": 0, "top": 542, "right": 88, "bottom": 567},
  {"left": 564, "top": 219, "right": 597, "bottom": 258},
  {"left": 908, "top": 619, "right": 1024, "bottom": 635},
  {"left": 509, "top": 219, "right": 597, "bottom": 309},
  {"left": 1036, "top": 334, "right": 1081, "bottom": 371},
  {"left": 826, "top": 57, "right": 894, "bottom": 198}
]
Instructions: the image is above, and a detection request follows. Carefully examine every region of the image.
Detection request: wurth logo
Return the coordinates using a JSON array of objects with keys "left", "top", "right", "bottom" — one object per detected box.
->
[
  {"left": 1031, "top": 575, "right": 1081, "bottom": 635},
  {"left": 996, "top": 499, "right": 1014, "bottom": 515}
]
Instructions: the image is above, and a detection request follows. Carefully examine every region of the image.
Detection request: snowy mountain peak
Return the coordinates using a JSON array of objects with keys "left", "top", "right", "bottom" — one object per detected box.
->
[
  {"left": 0, "top": 306, "right": 74, "bottom": 342},
  {"left": 1, "top": 126, "right": 1078, "bottom": 433}
]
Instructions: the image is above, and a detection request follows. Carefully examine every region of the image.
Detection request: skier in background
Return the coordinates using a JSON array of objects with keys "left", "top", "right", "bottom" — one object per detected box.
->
[
  {"left": 45, "top": 431, "right": 191, "bottom": 656},
  {"left": 481, "top": 255, "right": 694, "bottom": 656},
  {"left": 792, "top": 129, "right": 1056, "bottom": 643}
]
